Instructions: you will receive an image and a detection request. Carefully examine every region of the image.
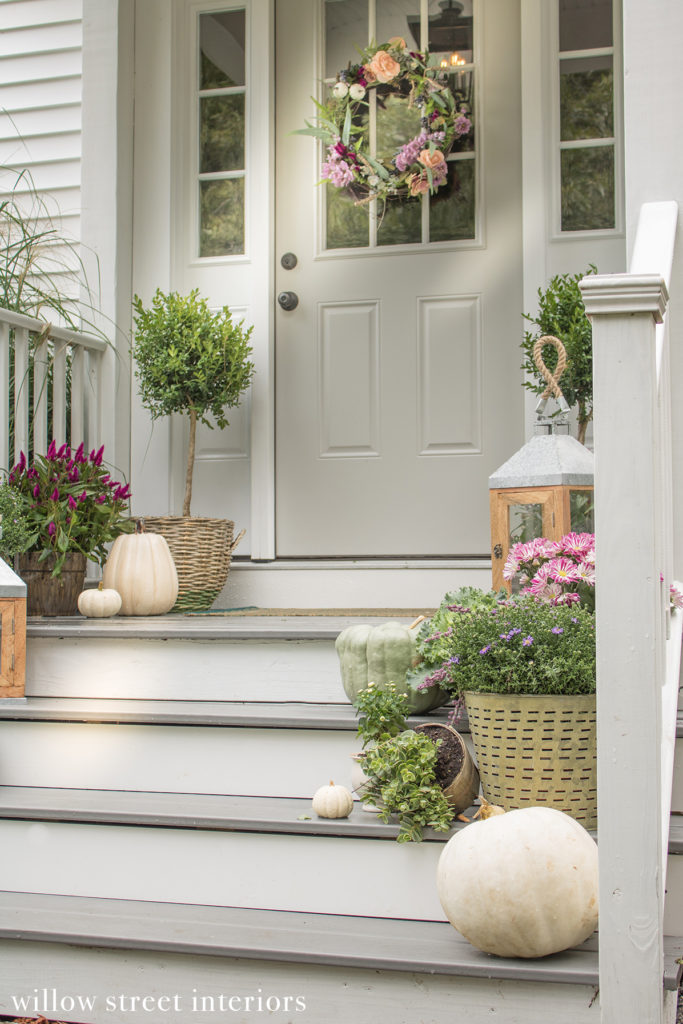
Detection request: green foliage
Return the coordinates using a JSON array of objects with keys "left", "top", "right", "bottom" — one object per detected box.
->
[
  {"left": 8, "top": 443, "right": 133, "bottom": 576},
  {"left": 0, "top": 482, "right": 31, "bottom": 563},
  {"left": 521, "top": 267, "right": 597, "bottom": 443},
  {"left": 423, "top": 594, "right": 596, "bottom": 698},
  {"left": 353, "top": 682, "right": 409, "bottom": 748},
  {"left": 132, "top": 289, "right": 254, "bottom": 428},
  {"left": 361, "top": 730, "right": 454, "bottom": 843}
]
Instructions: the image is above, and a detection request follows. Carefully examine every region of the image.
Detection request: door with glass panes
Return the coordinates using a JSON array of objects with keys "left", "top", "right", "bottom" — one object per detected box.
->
[{"left": 274, "top": 0, "right": 524, "bottom": 556}]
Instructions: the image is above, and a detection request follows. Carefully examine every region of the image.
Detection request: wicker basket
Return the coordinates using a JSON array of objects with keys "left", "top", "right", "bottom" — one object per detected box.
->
[
  {"left": 464, "top": 692, "right": 597, "bottom": 828},
  {"left": 142, "top": 516, "right": 245, "bottom": 613}
]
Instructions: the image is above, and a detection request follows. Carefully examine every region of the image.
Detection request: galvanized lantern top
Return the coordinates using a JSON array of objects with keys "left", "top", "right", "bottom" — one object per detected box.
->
[{"left": 489, "top": 422, "right": 594, "bottom": 489}]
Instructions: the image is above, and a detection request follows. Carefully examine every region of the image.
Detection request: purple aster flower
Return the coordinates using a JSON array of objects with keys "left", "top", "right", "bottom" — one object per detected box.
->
[
  {"left": 551, "top": 626, "right": 564, "bottom": 635},
  {"left": 522, "top": 635, "right": 533, "bottom": 647},
  {"left": 479, "top": 645, "right": 492, "bottom": 655}
]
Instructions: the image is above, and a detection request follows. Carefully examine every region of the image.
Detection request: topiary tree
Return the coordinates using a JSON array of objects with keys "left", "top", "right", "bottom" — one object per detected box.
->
[
  {"left": 132, "top": 289, "right": 254, "bottom": 516},
  {"left": 521, "top": 266, "right": 596, "bottom": 445}
]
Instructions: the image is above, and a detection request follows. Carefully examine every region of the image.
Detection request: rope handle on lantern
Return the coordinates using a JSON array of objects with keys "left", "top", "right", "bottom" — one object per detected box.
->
[{"left": 533, "top": 335, "right": 571, "bottom": 417}]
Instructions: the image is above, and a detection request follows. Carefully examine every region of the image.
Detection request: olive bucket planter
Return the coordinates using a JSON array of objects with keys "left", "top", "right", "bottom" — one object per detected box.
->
[
  {"left": 464, "top": 692, "right": 597, "bottom": 829},
  {"left": 18, "top": 552, "right": 87, "bottom": 616},
  {"left": 142, "top": 516, "right": 245, "bottom": 612}
]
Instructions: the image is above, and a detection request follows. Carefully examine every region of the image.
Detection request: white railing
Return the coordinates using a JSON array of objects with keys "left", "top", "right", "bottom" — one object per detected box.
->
[
  {"left": 0, "top": 307, "right": 111, "bottom": 471},
  {"left": 580, "top": 200, "right": 680, "bottom": 1024}
]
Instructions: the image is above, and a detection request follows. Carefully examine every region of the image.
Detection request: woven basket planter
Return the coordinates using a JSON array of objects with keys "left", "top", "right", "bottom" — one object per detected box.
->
[
  {"left": 142, "top": 516, "right": 245, "bottom": 612},
  {"left": 464, "top": 692, "right": 597, "bottom": 828},
  {"left": 18, "top": 552, "right": 87, "bottom": 616}
]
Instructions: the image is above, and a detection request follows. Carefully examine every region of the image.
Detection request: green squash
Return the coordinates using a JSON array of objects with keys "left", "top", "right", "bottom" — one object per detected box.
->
[{"left": 335, "top": 620, "right": 447, "bottom": 713}]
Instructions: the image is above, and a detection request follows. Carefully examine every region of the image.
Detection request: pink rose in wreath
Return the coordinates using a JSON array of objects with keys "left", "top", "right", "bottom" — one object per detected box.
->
[
  {"left": 367, "top": 50, "right": 401, "bottom": 83},
  {"left": 408, "top": 173, "right": 431, "bottom": 196},
  {"left": 418, "top": 148, "right": 446, "bottom": 169}
]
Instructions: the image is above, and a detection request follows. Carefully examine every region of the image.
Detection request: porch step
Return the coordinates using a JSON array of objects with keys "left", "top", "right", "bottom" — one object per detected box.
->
[
  {"left": 0, "top": 892, "right": 680, "bottom": 1024},
  {"left": 0, "top": 785, "right": 681, "bottom": 924}
]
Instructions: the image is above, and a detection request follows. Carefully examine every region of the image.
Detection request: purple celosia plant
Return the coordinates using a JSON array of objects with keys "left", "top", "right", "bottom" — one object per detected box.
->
[{"left": 8, "top": 441, "right": 134, "bottom": 576}]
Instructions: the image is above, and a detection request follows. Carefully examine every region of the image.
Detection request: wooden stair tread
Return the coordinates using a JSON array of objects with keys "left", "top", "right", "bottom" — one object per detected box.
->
[{"left": 0, "top": 890, "right": 612, "bottom": 986}]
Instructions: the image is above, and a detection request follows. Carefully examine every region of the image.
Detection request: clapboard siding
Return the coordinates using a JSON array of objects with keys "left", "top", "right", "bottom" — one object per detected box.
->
[
  {"left": 0, "top": 20, "right": 81, "bottom": 57},
  {"left": 0, "top": 0, "right": 82, "bottom": 260},
  {"left": 0, "top": 0, "right": 81, "bottom": 31}
]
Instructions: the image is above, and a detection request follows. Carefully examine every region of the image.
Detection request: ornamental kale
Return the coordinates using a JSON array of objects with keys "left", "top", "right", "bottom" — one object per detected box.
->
[
  {"left": 419, "top": 595, "right": 596, "bottom": 698},
  {"left": 8, "top": 442, "right": 133, "bottom": 576}
]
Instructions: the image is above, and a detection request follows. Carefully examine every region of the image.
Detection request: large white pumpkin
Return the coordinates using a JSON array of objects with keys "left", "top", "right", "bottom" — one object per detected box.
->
[
  {"left": 103, "top": 521, "right": 178, "bottom": 615},
  {"left": 436, "top": 806, "right": 598, "bottom": 958}
]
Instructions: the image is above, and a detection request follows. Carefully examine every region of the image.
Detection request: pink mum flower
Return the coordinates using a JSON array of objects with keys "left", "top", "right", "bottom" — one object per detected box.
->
[{"left": 548, "top": 557, "right": 580, "bottom": 585}]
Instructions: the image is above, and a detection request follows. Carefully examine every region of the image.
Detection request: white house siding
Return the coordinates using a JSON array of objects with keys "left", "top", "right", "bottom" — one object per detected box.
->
[{"left": 0, "top": 0, "right": 83, "bottom": 300}]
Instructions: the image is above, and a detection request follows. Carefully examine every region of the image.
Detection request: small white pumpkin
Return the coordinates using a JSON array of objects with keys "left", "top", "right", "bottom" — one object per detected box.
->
[
  {"left": 103, "top": 520, "right": 178, "bottom": 615},
  {"left": 436, "top": 806, "right": 598, "bottom": 958},
  {"left": 77, "top": 582, "right": 122, "bottom": 618},
  {"left": 312, "top": 781, "right": 353, "bottom": 819}
]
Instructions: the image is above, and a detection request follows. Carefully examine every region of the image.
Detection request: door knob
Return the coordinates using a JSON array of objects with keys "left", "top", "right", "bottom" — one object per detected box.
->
[{"left": 278, "top": 291, "right": 299, "bottom": 311}]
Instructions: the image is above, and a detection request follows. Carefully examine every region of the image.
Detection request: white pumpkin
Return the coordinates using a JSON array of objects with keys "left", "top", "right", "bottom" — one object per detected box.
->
[
  {"left": 77, "top": 583, "right": 122, "bottom": 618},
  {"left": 436, "top": 806, "right": 598, "bottom": 958},
  {"left": 312, "top": 781, "right": 353, "bottom": 819},
  {"left": 103, "top": 520, "right": 178, "bottom": 615}
]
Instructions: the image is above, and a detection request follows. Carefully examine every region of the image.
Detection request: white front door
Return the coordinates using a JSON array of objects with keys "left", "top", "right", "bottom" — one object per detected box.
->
[{"left": 274, "top": 0, "right": 524, "bottom": 557}]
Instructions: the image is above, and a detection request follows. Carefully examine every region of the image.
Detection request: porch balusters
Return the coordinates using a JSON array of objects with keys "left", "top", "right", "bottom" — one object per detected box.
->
[
  {"left": 0, "top": 307, "right": 112, "bottom": 469},
  {"left": 580, "top": 200, "right": 679, "bottom": 1024}
]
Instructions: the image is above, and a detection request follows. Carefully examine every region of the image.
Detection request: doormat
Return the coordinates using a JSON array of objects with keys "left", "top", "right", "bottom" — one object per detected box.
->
[{"left": 188, "top": 607, "right": 437, "bottom": 617}]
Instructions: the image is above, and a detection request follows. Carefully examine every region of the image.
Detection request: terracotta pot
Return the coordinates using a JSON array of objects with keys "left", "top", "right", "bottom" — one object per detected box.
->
[{"left": 18, "top": 552, "right": 87, "bottom": 616}]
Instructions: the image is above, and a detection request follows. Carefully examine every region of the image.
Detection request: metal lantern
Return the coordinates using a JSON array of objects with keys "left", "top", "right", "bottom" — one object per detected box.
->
[{"left": 489, "top": 336, "right": 594, "bottom": 591}]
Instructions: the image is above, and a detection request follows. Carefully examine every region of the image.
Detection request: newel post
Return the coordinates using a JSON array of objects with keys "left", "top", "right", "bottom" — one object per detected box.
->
[{"left": 580, "top": 273, "right": 670, "bottom": 1024}]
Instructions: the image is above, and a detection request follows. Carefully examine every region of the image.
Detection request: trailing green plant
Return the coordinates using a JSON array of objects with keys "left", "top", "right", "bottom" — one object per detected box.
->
[
  {"left": 8, "top": 441, "right": 133, "bottom": 576},
  {"left": 0, "top": 480, "right": 31, "bottom": 564},
  {"left": 361, "top": 729, "right": 454, "bottom": 843},
  {"left": 521, "top": 266, "right": 597, "bottom": 445},
  {"left": 353, "top": 682, "right": 410, "bottom": 748},
  {"left": 420, "top": 594, "right": 596, "bottom": 699},
  {"left": 132, "top": 289, "right": 255, "bottom": 516}
]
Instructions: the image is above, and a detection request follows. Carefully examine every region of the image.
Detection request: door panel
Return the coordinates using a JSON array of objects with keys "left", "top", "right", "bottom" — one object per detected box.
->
[{"left": 275, "top": 0, "right": 524, "bottom": 556}]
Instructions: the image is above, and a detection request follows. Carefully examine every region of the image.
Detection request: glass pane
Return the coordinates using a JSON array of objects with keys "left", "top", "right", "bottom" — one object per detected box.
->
[
  {"left": 570, "top": 490, "right": 594, "bottom": 534},
  {"left": 561, "top": 145, "right": 615, "bottom": 230},
  {"left": 427, "top": 0, "right": 473, "bottom": 66},
  {"left": 200, "top": 95, "right": 245, "bottom": 172},
  {"left": 200, "top": 178, "right": 244, "bottom": 256},
  {"left": 377, "top": 195, "right": 422, "bottom": 246},
  {"left": 560, "top": 57, "right": 613, "bottom": 140},
  {"left": 429, "top": 158, "right": 475, "bottom": 241},
  {"left": 200, "top": 10, "right": 245, "bottom": 89},
  {"left": 559, "top": 0, "right": 612, "bottom": 52},
  {"left": 325, "top": 0, "right": 367, "bottom": 79},
  {"left": 326, "top": 186, "right": 369, "bottom": 248},
  {"left": 509, "top": 503, "right": 543, "bottom": 546},
  {"left": 376, "top": 90, "right": 422, "bottom": 166},
  {"left": 376, "top": 0, "right": 416, "bottom": 51}
]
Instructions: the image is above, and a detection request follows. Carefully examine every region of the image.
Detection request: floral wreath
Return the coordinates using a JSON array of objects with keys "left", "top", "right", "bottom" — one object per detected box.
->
[{"left": 299, "top": 37, "right": 472, "bottom": 204}]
